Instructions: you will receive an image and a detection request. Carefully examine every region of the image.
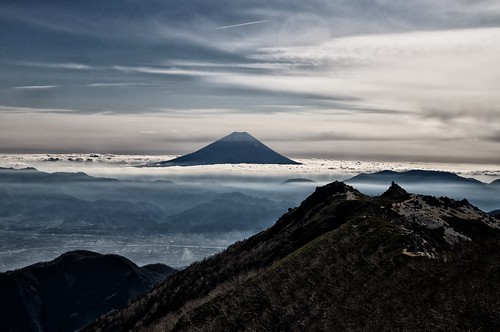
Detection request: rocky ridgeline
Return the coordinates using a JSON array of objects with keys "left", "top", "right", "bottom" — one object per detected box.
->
[{"left": 83, "top": 181, "right": 500, "bottom": 332}]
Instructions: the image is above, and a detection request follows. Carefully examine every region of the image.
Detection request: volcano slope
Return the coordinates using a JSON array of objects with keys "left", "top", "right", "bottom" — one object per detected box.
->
[
  {"left": 149, "top": 131, "right": 300, "bottom": 166},
  {"left": 84, "top": 182, "right": 500, "bottom": 331}
]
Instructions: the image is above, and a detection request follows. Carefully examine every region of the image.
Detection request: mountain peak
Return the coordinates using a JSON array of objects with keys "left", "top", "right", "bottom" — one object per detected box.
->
[
  {"left": 150, "top": 132, "right": 300, "bottom": 166},
  {"left": 380, "top": 181, "right": 410, "bottom": 199},
  {"left": 219, "top": 131, "right": 256, "bottom": 142}
]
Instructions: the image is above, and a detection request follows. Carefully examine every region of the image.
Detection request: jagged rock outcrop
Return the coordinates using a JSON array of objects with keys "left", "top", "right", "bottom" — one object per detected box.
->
[{"left": 381, "top": 181, "right": 411, "bottom": 200}]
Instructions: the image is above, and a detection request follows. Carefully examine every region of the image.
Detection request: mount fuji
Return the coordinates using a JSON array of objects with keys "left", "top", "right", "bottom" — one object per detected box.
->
[{"left": 150, "top": 132, "right": 301, "bottom": 166}]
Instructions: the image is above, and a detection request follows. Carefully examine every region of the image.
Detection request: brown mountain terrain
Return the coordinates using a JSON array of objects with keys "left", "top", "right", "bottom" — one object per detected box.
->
[{"left": 83, "top": 182, "right": 500, "bottom": 331}]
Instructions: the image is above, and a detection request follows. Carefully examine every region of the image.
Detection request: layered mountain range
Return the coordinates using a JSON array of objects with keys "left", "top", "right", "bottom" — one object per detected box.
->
[
  {"left": 82, "top": 181, "right": 500, "bottom": 331},
  {"left": 0, "top": 167, "right": 292, "bottom": 234},
  {"left": 2, "top": 167, "right": 498, "bottom": 235}
]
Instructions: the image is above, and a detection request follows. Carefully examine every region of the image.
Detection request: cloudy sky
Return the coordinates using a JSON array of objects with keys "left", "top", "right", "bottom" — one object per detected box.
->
[{"left": 1, "top": 0, "right": 499, "bottom": 163}]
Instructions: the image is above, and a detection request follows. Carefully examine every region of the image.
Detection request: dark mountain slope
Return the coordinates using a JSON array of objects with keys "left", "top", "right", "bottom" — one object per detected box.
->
[
  {"left": 0, "top": 250, "right": 175, "bottom": 332},
  {"left": 171, "top": 220, "right": 499, "bottom": 331},
  {"left": 150, "top": 132, "right": 300, "bottom": 166},
  {"left": 83, "top": 182, "right": 500, "bottom": 331}
]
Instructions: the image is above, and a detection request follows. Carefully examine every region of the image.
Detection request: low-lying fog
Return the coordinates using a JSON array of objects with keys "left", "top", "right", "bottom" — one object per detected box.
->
[
  {"left": 2, "top": 153, "right": 500, "bottom": 183},
  {"left": 0, "top": 153, "right": 498, "bottom": 272}
]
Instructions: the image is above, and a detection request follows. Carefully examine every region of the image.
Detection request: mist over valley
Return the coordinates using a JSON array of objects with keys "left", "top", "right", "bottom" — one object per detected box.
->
[{"left": 1, "top": 156, "right": 498, "bottom": 273}]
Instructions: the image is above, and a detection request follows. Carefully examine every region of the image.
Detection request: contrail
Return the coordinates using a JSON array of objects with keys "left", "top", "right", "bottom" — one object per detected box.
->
[
  {"left": 12, "top": 85, "right": 59, "bottom": 90},
  {"left": 216, "top": 19, "right": 267, "bottom": 30}
]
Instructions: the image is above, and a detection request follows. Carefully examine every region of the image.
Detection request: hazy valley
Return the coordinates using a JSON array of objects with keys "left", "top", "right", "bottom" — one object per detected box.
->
[
  {"left": 1, "top": 157, "right": 499, "bottom": 272},
  {"left": 0, "top": 165, "right": 309, "bottom": 271}
]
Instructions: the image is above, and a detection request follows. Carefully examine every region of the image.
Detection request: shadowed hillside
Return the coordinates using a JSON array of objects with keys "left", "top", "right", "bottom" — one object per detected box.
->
[
  {"left": 83, "top": 182, "right": 500, "bottom": 331},
  {"left": 0, "top": 251, "right": 175, "bottom": 332}
]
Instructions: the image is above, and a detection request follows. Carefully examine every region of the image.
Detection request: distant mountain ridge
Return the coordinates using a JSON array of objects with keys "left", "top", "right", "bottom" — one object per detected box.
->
[
  {"left": 346, "top": 169, "right": 500, "bottom": 212},
  {"left": 83, "top": 182, "right": 500, "bottom": 331},
  {"left": 347, "top": 169, "right": 484, "bottom": 185},
  {"left": 149, "top": 132, "right": 300, "bottom": 166},
  {"left": 0, "top": 167, "right": 293, "bottom": 234},
  {"left": 0, "top": 166, "right": 117, "bottom": 183},
  {"left": 283, "top": 178, "right": 316, "bottom": 184},
  {"left": 0, "top": 250, "right": 175, "bottom": 332},
  {"left": 0, "top": 181, "right": 167, "bottom": 232}
]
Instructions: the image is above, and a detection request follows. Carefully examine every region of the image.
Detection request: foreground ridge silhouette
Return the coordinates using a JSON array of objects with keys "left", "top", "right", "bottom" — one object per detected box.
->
[{"left": 83, "top": 181, "right": 500, "bottom": 331}]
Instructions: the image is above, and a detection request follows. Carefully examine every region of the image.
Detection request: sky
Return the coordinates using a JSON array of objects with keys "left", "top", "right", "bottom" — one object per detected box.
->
[{"left": 1, "top": 0, "right": 500, "bottom": 163}]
